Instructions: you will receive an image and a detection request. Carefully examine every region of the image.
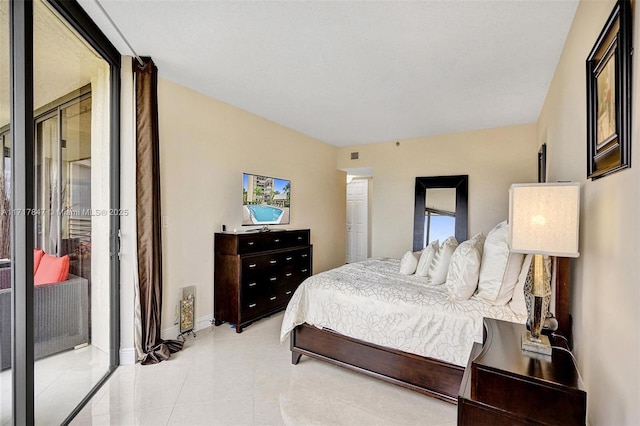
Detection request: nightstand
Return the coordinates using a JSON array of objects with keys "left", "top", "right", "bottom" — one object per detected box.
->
[{"left": 458, "top": 318, "right": 586, "bottom": 425}]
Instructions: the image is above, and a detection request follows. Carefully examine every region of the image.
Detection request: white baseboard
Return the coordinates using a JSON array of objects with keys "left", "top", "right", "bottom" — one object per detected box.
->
[
  {"left": 161, "top": 313, "right": 214, "bottom": 340},
  {"left": 119, "top": 347, "right": 136, "bottom": 365}
]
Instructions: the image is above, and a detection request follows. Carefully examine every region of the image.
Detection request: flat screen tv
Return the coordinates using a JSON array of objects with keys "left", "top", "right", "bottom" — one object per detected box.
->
[{"left": 242, "top": 173, "right": 291, "bottom": 226}]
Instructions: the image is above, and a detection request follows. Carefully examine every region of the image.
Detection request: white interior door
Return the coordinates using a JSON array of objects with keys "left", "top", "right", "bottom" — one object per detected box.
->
[{"left": 346, "top": 179, "right": 368, "bottom": 263}]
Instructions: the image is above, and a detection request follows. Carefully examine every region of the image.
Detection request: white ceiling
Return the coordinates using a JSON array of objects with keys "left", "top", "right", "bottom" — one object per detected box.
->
[{"left": 78, "top": 0, "right": 579, "bottom": 147}]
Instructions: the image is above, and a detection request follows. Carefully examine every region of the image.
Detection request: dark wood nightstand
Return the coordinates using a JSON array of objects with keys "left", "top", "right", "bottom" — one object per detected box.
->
[{"left": 458, "top": 318, "right": 586, "bottom": 425}]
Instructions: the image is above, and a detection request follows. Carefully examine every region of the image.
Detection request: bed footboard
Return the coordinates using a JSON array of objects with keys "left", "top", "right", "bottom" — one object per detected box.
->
[{"left": 290, "top": 324, "right": 464, "bottom": 403}]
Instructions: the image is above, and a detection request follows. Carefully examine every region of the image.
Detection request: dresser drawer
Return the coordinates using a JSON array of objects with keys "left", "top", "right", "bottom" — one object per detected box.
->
[
  {"left": 299, "top": 263, "right": 311, "bottom": 277},
  {"left": 261, "top": 233, "right": 288, "bottom": 249},
  {"left": 285, "top": 230, "right": 310, "bottom": 246},
  {"left": 242, "top": 283, "right": 279, "bottom": 318},
  {"left": 282, "top": 248, "right": 311, "bottom": 283},
  {"left": 241, "top": 299, "right": 268, "bottom": 320},
  {"left": 241, "top": 276, "right": 269, "bottom": 295},
  {"left": 237, "top": 231, "right": 308, "bottom": 254},
  {"left": 281, "top": 286, "right": 296, "bottom": 300},
  {"left": 282, "top": 265, "right": 310, "bottom": 285},
  {"left": 243, "top": 291, "right": 283, "bottom": 319},
  {"left": 279, "top": 268, "right": 302, "bottom": 287},
  {"left": 242, "top": 272, "right": 280, "bottom": 293},
  {"left": 265, "top": 292, "right": 282, "bottom": 308},
  {"left": 282, "top": 247, "right": 311, "bottom": 266},
  {"left": 242, "top": 253, "right": 281, "bottom": 274},
  {"left": 298, "top": 249, "right": 311, "bottom": 264},
  {"left": 238, "top": 234, "right": 265, "bottom": 254}
]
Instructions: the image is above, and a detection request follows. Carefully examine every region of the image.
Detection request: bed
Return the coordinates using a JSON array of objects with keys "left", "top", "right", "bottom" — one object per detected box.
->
[{"left": 280, "top": 255, "right": 571, "bottom": 403}]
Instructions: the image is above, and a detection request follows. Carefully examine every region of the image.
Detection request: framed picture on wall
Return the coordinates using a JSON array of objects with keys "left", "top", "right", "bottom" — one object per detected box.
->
[
  {"left": 585, "top": 0, "right": 632, "bottom": 180},
  {"left": 538, "top": 143, "right": 547, "bottom": 183}
]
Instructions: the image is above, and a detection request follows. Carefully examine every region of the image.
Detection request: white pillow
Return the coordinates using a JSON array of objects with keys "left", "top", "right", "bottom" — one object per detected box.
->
[
  {"left": 477, "top": 221, "right": 525, "bottom": 305},
  {"left": 509, "top": 254, "right": 532, "bottom": 316},
  {"left": 399, "top": 251, "right": 419, "bottom": 275},
  {"left": 427, "top": 236, "right": 458, "bottom": 285},
  {"left": 445, "top": 233, "right": 485, "bottom": 301},
  {"left": 415, "top": 240, "right": 439, "bottom": 277},
  {"left": 496, "top": 252, "right": 527, "bottom": 305}
]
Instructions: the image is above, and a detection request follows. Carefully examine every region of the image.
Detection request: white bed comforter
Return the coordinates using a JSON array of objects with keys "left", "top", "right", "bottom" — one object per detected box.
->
[{"left": 280, "top": 258, "right": 527, "bottom": 366}]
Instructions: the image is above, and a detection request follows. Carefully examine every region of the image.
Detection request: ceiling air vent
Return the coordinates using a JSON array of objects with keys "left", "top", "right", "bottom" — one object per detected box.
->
[{"left": 351, "top": 152, "right": 359, "bottom": 160}]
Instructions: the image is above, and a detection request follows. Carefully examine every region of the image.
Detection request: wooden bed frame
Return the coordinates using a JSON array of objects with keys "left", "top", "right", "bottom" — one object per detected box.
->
[{"left": 290, "top": 257, "right": 572, "bottom": 404}]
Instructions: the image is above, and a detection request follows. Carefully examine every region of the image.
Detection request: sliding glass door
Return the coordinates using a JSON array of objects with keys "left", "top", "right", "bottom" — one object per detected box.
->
[
  {"left": 0, "top": 0, "right": 12, "bottom": 421},
  {"left": 3, "top": 0, "right": 121, "bottom": 423},
  {"left": 35, "top": 93, "right": 92, "bottom": 257}
]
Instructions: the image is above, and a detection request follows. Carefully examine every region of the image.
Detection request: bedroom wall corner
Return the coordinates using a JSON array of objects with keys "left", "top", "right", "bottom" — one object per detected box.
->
[
  {"left": 157, "top": 78, "right": 346, "bottom": 335},
  {"left": 336, "top": 124, "right": 538, "bottom": 258},
  {"left": 536, "top": 0, "right": 640, "bottom": 423}
]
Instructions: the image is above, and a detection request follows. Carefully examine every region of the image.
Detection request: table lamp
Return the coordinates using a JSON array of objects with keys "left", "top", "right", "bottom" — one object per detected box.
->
[{"left": 509, "top": 182, "right": 580, "bottom": 356}]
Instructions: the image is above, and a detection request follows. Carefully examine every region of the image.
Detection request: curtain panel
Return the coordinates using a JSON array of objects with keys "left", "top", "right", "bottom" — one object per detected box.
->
[{"left": 134, "top": 57, "right": 182, "bottom": 364}]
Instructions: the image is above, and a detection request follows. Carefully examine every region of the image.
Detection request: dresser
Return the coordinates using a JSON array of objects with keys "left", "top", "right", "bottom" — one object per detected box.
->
[
  {"left": 214, "top": 229, "right": 312, "bottom": 333},
  {"left": 458, "top": 318, "right": 586, "bottom": 425}
]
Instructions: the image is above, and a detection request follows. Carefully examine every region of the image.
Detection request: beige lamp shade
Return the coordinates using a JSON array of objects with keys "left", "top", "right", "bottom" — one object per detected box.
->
[{"left": 508, "top": 183, "right": 580, "bottom": 257}]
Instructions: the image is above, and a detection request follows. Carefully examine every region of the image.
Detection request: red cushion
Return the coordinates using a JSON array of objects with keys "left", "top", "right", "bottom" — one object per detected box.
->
[
  {"left": 34, "top": 249, "right": 44, "bottom": 274},
  {"left": 34, "top": 254, "right": 69, "bottom": 286}
]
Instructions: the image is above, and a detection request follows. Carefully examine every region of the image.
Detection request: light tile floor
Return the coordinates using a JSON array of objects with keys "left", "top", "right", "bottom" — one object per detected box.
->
[
  {"left": 72, "top": 312, "right": 457, "bottom": 425},
  {"left": 0, "top": 344, "right": 110, "bottom": 426}
]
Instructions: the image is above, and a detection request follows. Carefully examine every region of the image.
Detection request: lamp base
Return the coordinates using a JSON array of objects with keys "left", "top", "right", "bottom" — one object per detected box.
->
[{"left": 521, "top": 331, "right": 552, "bottom": 356}]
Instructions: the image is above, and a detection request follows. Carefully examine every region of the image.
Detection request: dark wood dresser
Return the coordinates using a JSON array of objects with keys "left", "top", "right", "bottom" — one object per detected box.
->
[
  {"left": 458, "top": 318, "right": 586, "bottom": 425},
  {"left": 214, "top": 229, "right": 312, "bottom": 333}
]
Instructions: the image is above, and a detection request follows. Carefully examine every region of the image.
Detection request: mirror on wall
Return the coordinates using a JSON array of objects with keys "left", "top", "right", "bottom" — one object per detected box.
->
[
  {"left": 413, "top": 175, "right": 468, "bottom": 251},
  {"left": 424, "top": 188, "right": 456, "bottom": 246}
]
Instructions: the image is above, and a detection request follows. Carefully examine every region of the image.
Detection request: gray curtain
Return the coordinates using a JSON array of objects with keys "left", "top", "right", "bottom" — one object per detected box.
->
[{"left": 134, "top": 57, "right": 182, "bottom": 364}]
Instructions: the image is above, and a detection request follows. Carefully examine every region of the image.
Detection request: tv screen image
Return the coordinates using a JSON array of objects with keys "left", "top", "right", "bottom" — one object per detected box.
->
[{"left": 242, "top": 173, "right": 291, "bottom": 225}]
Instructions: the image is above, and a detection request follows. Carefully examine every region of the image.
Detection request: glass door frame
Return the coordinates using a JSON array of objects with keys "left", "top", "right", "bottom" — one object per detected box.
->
[
  {"left": 10, "top": 1, "right": 121, "bottom": 424},
  {"left": 34, "top": 90, "right": 92, "bottom": 256}
]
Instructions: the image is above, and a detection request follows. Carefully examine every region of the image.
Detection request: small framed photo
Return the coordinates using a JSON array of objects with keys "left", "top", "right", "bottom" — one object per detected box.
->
[
  {"left": 586, "top": 0, "right": 632, "bottom": 180},
  {"left": 538, "top": 143, "right": 547, "bottom": 183}
]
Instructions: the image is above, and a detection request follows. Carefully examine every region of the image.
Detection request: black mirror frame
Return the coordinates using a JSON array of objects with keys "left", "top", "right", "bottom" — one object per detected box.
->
[{"left": 413, "top": 175, "right": 468, "bottom": 251}]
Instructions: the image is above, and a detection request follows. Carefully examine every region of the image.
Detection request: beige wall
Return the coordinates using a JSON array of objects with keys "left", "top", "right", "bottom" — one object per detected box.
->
[
  {"left": 158, "top": 78, "right": 346, "bottom": 332},
  {"left": 338, "top": 124, "right": 538, "bottom": 258},
  {"left": 537, "top": 0, "right": 639, "bottom": 423}
]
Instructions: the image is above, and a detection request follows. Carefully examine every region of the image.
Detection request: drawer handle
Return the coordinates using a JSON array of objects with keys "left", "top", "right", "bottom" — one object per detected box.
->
[
  {"left": 270, "top": 296, "right": 277, "bottom": 301},
  {"left": 249, "top": 303, "right": 256, "bottom": 308},
  {"left": 274, "top": 239, "right": 280, "bottom": 243},
  {"left": 270, "top": 277, "right": 277, "bottom": 281},
  {"left": 249, "top": 282, "right": 257, "bottom": 287},
  {"left": 286, "top": 257, "right": 293, "bottom": 261},
  {"left": 285, "top": 291, "right": 292, "bottom": 295},
  {"left": 248, "top": 242, "right": 254, "bottom": 246},
  {"left": 286, "top": 273, "right": 292, "bottom": 277},
  {"left": 297, "top": 236, "right": 302, "bottom": 240},
  {"left": 269, "top": 260, "right": 277, "bottom": 264},
  {"left": 301, "top": 269, "right": 308, "bottom": 273},
  {"left": 249, "top": 264, "right": 257, "bottom": 268},
  {"left": 301, "top": 254, "right": 308, "bottom": 258}
]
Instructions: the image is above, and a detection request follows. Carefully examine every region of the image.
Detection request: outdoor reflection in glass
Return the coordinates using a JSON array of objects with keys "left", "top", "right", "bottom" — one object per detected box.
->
[{"left": 424, "top": 188, "right": 456, "bottom": 246}]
